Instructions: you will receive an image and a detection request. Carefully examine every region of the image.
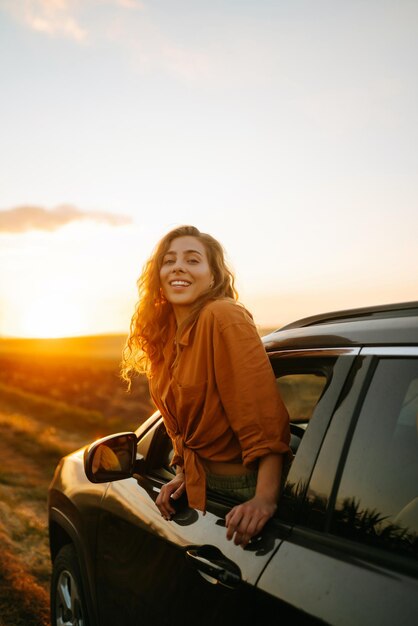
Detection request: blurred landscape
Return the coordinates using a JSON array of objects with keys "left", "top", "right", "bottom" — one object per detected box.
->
[
  {"left": 0, "top": 328, "right": 277, "bottom": 625},
  {"left": 0, "top": 334, "right": 153, "bottom": 626}
]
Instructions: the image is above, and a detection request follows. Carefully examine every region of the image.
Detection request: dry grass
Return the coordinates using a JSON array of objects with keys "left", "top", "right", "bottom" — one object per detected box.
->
[
  {"left": 0, "top": 537, "right": 50, "bottom": 626},
  {"left": 0, "top": 338, "right": 152, "bottom": 626},
  {"left": 0, "top": 409, "right": 86, "bottom": 625}
]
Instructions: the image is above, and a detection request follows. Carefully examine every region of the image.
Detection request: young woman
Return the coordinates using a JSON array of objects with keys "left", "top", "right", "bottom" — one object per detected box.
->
[{"left": 122, "top": 225, "right": 290, "bottom": 547}]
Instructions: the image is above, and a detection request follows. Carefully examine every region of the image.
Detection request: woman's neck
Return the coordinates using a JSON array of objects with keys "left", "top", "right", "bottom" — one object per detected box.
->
[{"left": 172, "top": 304, "right": 192, "bottom": 327}]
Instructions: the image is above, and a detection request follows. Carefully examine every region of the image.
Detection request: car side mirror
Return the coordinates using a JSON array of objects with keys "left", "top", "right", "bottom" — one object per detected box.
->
[{"left": 84, "top": 432, "right": 145, "bottom": 483}]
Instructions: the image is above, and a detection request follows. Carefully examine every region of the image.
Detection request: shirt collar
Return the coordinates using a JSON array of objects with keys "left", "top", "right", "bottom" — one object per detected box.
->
[
  {"left": 162, "top": 314, "right": 177, "bottom": 361},
  {"left": 161, "top": 311, "right": 198, "bottom": 362},
  {"left": 177, "top": 314, "right": 199, "bottom": 347}
]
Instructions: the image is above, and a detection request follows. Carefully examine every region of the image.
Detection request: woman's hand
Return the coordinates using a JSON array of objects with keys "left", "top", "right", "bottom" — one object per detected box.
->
[
  {"left": 155, "top": 472, "right": 185, "bottom": 520},
  {"left": 225, "top": 453, "right": 284, "bottom": 547},
  {"left": 225, "top": 495, "right": 277, "bottom": 547}
]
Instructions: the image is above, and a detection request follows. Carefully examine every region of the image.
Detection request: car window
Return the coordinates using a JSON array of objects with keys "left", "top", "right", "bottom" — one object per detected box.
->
[
  {"left": 272, "top": 354, "right": 337, "bottom": 426},
  {"left": 270, "top": 353, "right": 352, "bottom": 522},
  {"left": 277, "top": 373, "right": 327, "bottom": 422},
  {"left": 134, "top": 418, "right": 175, "bottom": 482},
  {"left": 144, "top": 353, "right": 342, "bottom": 509},
  {"left": 331, "top": 357, "right": 418, "bottom": 561}
]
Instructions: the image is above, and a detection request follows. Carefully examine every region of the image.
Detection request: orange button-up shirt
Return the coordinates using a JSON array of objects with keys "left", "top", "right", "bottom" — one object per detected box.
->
[{"left": 149, "top": 298, "right": 291, "bottom": 511}]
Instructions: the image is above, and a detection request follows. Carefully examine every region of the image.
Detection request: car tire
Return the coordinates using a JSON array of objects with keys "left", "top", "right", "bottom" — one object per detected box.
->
[{"left": 50, "top": 543, "right": 89, "bottom": 626}]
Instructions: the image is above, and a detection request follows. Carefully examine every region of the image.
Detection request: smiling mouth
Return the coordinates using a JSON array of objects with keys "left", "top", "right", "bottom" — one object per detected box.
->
[{"left": 169, "top": 280, "right": 191, "bottom": 287}]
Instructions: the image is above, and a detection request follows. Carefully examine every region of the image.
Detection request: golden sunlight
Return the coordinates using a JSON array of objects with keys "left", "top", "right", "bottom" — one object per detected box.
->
[{"left": 18, "top": 295, "right": 87, "bottom": 338}]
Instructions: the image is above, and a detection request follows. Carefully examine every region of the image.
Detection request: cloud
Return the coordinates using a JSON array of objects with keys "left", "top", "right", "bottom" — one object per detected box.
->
[
  {"left": 0, "top": 0, "right": 87, "bottom": 41},
  {"left": 1, "top": 0, "right": 144, "bottom": 41},
  {"left": 116, "top": 0, "right": 143, "bottom": 8},
  {"left": 1, "top": 0, "right": 209, "bottom": 81},
  {"left": 0, "top": 205, "right": 133, "bottom": 233}
]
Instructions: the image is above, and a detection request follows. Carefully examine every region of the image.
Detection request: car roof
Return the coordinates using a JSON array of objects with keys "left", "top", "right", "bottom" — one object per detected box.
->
[{"left": 262, "top": 301, "right": 418, "bottom": 351}]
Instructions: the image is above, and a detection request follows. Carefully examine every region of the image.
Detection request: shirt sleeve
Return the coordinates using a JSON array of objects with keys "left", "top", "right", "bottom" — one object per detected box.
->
[{"left": 212, "top": 310, "right": 291, "bottom": 466}]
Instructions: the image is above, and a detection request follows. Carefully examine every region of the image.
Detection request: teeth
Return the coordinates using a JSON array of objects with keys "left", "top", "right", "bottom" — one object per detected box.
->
[{"left": 170, "top": 280, "right": 190, "bottom": 286}]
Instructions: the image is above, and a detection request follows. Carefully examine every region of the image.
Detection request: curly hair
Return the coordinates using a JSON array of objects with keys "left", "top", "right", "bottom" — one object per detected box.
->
[{"left": 121, "top": 225, "right": 238, "bottom": 385}]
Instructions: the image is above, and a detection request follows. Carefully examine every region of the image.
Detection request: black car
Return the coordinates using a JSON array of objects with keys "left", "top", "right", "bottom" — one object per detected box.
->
[{"left": 48, "top": 301, "right": 418, "bottom": 626}]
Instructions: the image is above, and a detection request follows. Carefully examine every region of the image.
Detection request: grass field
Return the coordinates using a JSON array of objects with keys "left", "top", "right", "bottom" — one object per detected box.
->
[{"left": 0, "top": 335, "right": 153, "bottom": 626}]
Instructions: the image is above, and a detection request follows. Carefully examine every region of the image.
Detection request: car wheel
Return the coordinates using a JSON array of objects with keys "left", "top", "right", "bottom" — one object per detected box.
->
[{"left": 51, "top": 544, "right": 89, "bottom": 626}]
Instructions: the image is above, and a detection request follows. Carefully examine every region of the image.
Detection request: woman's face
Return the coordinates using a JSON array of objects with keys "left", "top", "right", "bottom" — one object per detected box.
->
[{"left": 160, "top": 236, "right": 214, "bottom": 323}]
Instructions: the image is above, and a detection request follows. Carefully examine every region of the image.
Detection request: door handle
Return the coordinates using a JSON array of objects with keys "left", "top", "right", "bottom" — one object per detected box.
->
[{"left": 185, "top": 545, "right": 242, "bottom": 589}]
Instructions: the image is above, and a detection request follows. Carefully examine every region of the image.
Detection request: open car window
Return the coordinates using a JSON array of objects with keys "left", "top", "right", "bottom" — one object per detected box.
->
[
  {"left": 138, "top": 352, "right": 343, "bottom": 510},
  {"left": 272, "top": 354, "right": 337, "bottom": 424},
  {"left": 277, "top": 373, "right": 327, "bottom": 422}
]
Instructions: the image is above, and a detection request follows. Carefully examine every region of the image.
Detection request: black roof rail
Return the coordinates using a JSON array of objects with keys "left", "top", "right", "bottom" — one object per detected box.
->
[{"left": 280, "top": 300, "right": 418, "bottom": 331}]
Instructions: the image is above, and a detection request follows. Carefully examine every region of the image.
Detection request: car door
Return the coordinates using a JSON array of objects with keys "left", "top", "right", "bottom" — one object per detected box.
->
[
  {"left": 94, "top": 415, "right": 285, "bottom": 626},
  {"left": 257, "top": 349, "right": 418, "bottom": 625}
]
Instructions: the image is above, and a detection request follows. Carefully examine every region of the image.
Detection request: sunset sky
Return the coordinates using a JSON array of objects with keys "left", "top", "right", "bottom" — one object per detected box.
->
[{"left": 1, "top": 0, "right": 417, "bottom": 338}]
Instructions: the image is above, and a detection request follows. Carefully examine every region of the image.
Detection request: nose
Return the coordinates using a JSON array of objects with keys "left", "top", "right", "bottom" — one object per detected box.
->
[
  {"left": 171, "top": 260, "right": 184, "bottom": 274},
  {"left": 172, "top": 258, "right": 186, "bottom": 273}
]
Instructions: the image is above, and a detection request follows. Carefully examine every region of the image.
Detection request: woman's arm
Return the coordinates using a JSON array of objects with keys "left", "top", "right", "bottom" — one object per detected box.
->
[
  {"left": 225, "top": 453, "right": 283, "bottom": 547},
  {"left": 155, "top": 466, "right": 186, "bottom": 520}
]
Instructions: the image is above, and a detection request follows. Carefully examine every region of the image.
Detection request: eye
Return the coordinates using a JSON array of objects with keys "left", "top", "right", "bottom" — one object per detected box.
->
[{"left": 162, "top": 257, "right": 175, "bottom": 265}]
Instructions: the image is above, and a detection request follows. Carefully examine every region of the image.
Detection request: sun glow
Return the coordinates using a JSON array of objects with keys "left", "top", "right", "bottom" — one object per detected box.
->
[{"left": 18, "top": 296, "right": 87, "bottom": 338}]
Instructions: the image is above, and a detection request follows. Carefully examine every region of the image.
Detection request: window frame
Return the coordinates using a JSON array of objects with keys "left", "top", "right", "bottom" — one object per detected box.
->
[
  {"left": 330, "top": 351, "right": 418, "bottom": 556},
  {"left": 268, "top": 348, "right": 360, "bottom": 524},
  {"left": 300, "top": 346, "right": 418, "bottom": 577}
]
